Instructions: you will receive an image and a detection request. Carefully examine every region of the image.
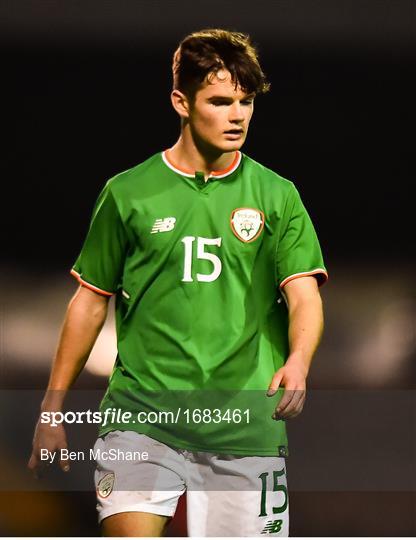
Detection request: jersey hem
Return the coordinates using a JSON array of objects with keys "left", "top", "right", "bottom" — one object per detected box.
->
[
  {"left": 279, "top": 268, "right": 328, "bottom": 289},
  {"left": 98, "top": 426, "right": 288, "bottom": 457},
  {"left": 70, "top": 269, "right": 114, "bottom": 297}
]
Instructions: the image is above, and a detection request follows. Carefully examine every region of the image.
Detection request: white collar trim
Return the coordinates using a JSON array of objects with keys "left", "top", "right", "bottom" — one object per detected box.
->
[{"left": 161, "top": 150, "right": 242, "bottom": 179}]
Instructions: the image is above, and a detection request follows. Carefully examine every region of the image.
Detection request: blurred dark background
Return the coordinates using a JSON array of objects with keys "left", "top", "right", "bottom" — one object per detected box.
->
[{"left": 2, "top": 0, "right": 415, "bottom": 536}]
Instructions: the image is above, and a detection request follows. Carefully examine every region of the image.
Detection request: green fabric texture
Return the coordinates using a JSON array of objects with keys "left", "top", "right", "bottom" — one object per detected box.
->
[{"left": 72, "top": 152, "right": 327, "bottom": 455}]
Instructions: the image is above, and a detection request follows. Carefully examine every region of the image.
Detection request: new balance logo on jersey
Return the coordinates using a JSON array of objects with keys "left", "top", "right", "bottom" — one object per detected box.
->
[{"left": 151, "top": 217, "right": 176, "bottom": 234}]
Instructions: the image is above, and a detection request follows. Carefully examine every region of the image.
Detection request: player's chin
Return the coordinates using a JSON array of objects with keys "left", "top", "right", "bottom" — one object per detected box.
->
[{"left": 217, "top": 138, "right": 245, "bottom": 153}]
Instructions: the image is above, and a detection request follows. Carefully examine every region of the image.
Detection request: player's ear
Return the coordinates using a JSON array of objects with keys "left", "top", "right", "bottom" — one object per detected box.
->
[{"left": 171, "top": 89, "right": 190, "bottom": 119}]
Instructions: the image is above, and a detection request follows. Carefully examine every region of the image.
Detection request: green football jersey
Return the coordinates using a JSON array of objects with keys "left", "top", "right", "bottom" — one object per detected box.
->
[{"left": 71, "top": 150, "right": 327, "bottom": 456}]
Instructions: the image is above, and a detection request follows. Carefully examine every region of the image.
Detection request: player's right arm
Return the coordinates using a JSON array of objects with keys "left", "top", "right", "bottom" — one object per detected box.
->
[{"left": 28, "top": 285, "right": 110, "bottom": 477}]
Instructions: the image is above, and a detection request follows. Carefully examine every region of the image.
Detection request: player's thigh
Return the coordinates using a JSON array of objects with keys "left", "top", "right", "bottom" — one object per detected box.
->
[
  {"left": 101, "top": 511, "right": 169, "bottom": 537},
  {"left": 187, "top": 455, "right": 289, "bottom": 536},
  {"left": 94, "top": 431, "right": 186, "bottom": 526}
]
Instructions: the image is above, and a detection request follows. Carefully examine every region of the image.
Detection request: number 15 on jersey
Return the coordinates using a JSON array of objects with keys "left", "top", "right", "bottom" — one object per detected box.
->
[{"left": 181, "top": 236, "right": 222, "bottom": 283}]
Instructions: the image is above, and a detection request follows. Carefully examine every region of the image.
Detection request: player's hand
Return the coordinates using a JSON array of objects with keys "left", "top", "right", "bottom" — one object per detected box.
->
[
  {"left": 266, "top": 360, "right": 306, "bottom": 420},
  {"left": 28, "top": 418, "right": 70, "bottom": 478}
]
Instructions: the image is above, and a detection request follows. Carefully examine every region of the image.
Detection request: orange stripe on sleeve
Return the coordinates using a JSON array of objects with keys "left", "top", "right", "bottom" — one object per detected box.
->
[
  {"left": 70, "top": 269, "right": 114, "bottom": 297},
  {"left": 280, "top": 269, "right": 328, "bottom": 289}
]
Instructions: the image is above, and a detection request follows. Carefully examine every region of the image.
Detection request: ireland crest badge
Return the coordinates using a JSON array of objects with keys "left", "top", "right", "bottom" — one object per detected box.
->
[{"left": 230, "top": 208, "right": 265, "bottom": 243}]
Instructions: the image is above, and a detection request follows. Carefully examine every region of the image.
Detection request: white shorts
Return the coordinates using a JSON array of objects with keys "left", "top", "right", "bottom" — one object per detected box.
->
[{"left": 94, "top": 430, "right": 289, "bottom": 537}]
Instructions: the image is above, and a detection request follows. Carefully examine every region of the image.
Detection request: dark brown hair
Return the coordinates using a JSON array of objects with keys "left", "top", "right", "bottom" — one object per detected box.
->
[{"left": 172, "top": 29, "right": 270, "bottom": 99}]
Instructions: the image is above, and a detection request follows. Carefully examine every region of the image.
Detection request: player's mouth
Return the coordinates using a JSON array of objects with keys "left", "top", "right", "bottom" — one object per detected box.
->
[{"left": 224, "top": 128, "right": 244, "bottom": 139}]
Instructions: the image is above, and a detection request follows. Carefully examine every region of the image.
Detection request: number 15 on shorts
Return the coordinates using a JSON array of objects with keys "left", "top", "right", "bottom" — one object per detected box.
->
[{"left": 258, "top": 468, "right": 288, "bottom": 517}]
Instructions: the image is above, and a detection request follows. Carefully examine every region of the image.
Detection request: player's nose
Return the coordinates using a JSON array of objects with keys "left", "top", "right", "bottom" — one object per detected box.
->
[{"left": 228, "top": 102, "right": 245, "bottom": 123}]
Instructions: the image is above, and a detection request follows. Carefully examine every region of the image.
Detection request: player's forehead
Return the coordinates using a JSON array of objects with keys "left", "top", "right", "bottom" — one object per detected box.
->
[{"left": 196, "top": 69, "right": 255, "bottom": 100}]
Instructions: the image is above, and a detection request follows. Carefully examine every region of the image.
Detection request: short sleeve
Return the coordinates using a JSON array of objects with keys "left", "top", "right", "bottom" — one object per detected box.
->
[
  {"left": 71, "top": 182, "right": 129, "bottom": 296},
  {"left": 276, "top": 184, "right": 328, "bottom": 289}
]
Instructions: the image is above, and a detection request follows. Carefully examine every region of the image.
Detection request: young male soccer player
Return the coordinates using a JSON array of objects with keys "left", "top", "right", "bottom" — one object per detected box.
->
[{"left": 29, "top": 29, "right": 327, "bottom": 536}]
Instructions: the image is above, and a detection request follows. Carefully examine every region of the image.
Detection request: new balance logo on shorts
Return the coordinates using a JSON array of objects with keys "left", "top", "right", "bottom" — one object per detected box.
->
[
  {"left": 261, "top": 519, "right": 283, "bottom": 534},
  {"left": 151, "top": 217, "right": 176, "bottom": 233}
]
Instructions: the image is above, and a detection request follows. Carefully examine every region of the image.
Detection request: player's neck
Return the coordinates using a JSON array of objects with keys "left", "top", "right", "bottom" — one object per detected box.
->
[{"left": 169, "top": 135, "right": 237, "bottom": 181}]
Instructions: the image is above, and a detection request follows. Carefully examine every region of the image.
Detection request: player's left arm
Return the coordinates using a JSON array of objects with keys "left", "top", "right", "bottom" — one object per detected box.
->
[{"left": 267, "top": 275, "right": 324, "bottom": 420}]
